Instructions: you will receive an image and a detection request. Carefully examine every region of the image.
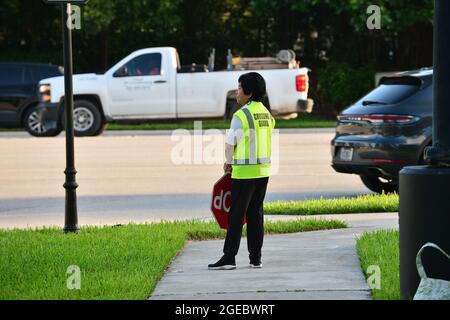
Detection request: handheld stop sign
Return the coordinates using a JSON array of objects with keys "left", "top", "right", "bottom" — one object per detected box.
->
[{"left": 211, "top": 173, "right": 246, "bottom": 229}]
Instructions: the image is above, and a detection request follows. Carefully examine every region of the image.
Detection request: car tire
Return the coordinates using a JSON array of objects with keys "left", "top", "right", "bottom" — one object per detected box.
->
[
  {"left": 360, "top": 174, "right": 399, "bottom": 194},
  {"left": 62, "top": 100, "right": 103, "bottom": 137},
  {"left": 24, "top": 106, "right": 62, "bottom": 137},
  {"left": 94, "top": 123, "right": 108, "bottom": 136}
]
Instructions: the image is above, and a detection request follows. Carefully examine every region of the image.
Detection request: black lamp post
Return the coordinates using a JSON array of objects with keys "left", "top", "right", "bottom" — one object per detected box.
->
[
  {"left": 399, "top": 0, "right": 450, "bottom": 299},
  {"left": 61, "top": 2, "right": 79, "bottom": 233},
  {"left": 44, "top": 0, "right": 88, "bottom": 233}
]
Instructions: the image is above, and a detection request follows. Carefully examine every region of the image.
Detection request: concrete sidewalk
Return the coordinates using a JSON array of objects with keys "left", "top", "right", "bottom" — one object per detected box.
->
[{"left": 149, "top": 213, "right": 398, "bottom": 300}]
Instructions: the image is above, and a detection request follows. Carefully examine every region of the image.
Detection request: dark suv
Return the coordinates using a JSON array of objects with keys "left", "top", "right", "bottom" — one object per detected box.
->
[
  {"left": 0, "top": 63, "right": 63, "bottom": 136},
  {"left": 331, "top": 68, "right": 433, "bottom": 194}
]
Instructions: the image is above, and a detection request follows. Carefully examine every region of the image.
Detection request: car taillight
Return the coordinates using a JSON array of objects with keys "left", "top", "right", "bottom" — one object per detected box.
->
[
  {"left": 337, "top": 114, "right": 420, "bottom": 125},
  {"left": 296, "top": 74, "right": 307, "bottom": 92},
  {"left": 372, "top": 159, "right": 408, "bottom": 165}
]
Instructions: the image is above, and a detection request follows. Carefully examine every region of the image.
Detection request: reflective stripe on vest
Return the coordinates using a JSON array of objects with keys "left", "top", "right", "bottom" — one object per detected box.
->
[{"left": 231, "top": 101, "right": 273, "bottom": 166}]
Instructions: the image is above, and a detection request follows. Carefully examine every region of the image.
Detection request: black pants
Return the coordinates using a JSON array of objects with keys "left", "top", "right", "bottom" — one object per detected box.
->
[{"left": 223, "top": 177, "right": 269, "bottom": 262}]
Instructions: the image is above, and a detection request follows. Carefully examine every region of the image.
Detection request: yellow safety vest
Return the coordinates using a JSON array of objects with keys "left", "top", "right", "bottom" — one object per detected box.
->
[{"left": 231, "top": 101, "right": 275, "bottom": 179}]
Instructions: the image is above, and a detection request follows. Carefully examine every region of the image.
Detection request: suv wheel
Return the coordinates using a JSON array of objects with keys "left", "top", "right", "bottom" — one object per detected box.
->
[
  {"left": 360, "top": 174, "right": 399, "bottom": 194},
  {"left": 24, "top": 106, "right": 61, "bottom": 137}
]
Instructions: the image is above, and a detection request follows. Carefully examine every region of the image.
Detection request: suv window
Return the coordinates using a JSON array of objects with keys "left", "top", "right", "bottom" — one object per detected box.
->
[
  {"left": 357, "top": 76, "right": 422, "bottom": 105},
  {"left": 0, "top": 65, "right": 25, "bottom": 86},
  {"left": 118, "top": 53, "right": 162, "bottom": 77},
  {"left": 32, "top": 65, "right": 63, "bottom": 82}
]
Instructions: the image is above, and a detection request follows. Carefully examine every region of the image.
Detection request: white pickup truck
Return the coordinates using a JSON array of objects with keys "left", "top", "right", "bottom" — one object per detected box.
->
[{"left": 34, "top": 47, "right": 313, "bottom": 136}]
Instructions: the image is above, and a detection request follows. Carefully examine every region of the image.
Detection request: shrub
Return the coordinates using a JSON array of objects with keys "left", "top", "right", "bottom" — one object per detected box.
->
[{"left": 317, "top": 62, "right": 375, "bottom": 113}]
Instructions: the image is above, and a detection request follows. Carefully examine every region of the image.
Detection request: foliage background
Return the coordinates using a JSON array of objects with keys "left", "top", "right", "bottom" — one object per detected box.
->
[{"left": 0, "top": 0, "right": 434, "bottom": 114}]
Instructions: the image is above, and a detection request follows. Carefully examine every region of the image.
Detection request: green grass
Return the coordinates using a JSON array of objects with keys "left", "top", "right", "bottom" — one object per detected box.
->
[
  {"left": 0, "top": 218, "right": 346, "bottom": 300},
  {"left": 264, "top": 192, "right": 399, "bottom": 215},
  {"left": 107, "top": 114, "right": 336, "bottom": 131},
  {"left": 356, "top": 229, "right": 400, "bottom": 300},
  {"left": 0, "top": 128, "right": 22, "bottom": 132},
  {"left": 0, "top": 115, "right": 335, "bottom": 133}
]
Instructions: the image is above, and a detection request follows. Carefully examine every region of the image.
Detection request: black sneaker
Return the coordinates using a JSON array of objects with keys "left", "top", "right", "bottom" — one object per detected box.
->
[
  {"left": 249, "top": 261, "right": 262, "bottom": 268},
  {"left": 208, "top": 256, "right": 236, "bottom": 270}
]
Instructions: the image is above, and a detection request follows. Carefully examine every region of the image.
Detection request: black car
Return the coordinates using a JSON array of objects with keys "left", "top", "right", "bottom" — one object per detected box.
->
[
  {"left": 0, "top": 62, "right": 63, "bottom": 136},
  {"left": 331, "top": 68, "right": 433, "bottom": 194}
]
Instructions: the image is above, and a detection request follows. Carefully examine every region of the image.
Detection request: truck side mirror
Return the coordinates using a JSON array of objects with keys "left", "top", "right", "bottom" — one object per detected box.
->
[{"left": 114, "top": 66, "right": 128, "bottom": 77}]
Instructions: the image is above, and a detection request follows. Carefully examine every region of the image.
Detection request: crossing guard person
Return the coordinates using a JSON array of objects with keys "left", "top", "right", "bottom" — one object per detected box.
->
[{"left": 209, "top": 72, "right": 275, "bottom": 270}]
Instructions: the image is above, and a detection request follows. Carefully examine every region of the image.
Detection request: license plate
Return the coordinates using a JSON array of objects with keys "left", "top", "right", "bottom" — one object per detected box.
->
[{"left": 339, "top": 148, "right": 354, "bottom": 161}]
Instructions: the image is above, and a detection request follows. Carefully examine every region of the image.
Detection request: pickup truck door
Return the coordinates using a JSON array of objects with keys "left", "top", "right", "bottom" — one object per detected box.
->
[{"left": 107, "top": 52, "right": 174, "bottom": 118}]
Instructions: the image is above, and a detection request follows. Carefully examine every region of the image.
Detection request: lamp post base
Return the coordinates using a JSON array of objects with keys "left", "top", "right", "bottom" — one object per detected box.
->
[
  {"left": 63, "top": 183, "right": 79, "bottom": 234},
  {"left": 63, "top": 226, "right": 80, "bottom": 234}
]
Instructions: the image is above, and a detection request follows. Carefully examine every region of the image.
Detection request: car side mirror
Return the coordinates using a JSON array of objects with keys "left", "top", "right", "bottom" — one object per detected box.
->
[{"left": 114, "top": 66, "right": 128, "bottom": 77}]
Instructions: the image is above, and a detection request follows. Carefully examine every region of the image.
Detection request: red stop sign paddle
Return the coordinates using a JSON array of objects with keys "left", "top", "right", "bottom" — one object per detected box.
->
[{"left": 211, "top": 173, "right": 246, "bottom": 229}]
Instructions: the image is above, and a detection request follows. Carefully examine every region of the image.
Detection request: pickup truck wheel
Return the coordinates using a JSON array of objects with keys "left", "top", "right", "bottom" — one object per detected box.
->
[
  {"left": 94, "top": 123, "right": 108, "bottom": 136},
  {"left": 24, "top": 106, "right": 62, "bottom": 137},
  {"left": 66, "top": 100, "right": 102, "bottom": 137},
  {"left": 360, "top": 174, "right": 399, "bottom": 194}
]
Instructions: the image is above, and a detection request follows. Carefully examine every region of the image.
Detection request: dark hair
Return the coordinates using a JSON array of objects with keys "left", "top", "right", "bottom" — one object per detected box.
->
[{"left": 238, "top": 72, "right": 266, "bottom": 102}]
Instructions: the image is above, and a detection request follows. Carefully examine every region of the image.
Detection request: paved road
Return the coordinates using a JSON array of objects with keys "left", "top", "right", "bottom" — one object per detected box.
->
[{"left": 0, "top": 129, "right": 372, "bottom": 228}]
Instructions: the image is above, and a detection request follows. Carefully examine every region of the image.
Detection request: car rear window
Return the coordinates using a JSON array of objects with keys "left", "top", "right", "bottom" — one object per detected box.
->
[{"left": 357, "top": 76, "right": 422, "bottom": 105}]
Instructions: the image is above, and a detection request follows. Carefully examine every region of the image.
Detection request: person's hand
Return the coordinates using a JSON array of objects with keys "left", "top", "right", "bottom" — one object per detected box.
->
[{"left": 223, "top": 163, "right": 232, "bottom": 174}]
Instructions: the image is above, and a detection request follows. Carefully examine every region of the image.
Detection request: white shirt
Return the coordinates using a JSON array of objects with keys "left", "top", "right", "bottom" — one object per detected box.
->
[
  {"left": 226, "top": 115, "right": 244, "bottom": 146},
  {"left": 225, "top": 111, "right": 244, "bottom": 164}
]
